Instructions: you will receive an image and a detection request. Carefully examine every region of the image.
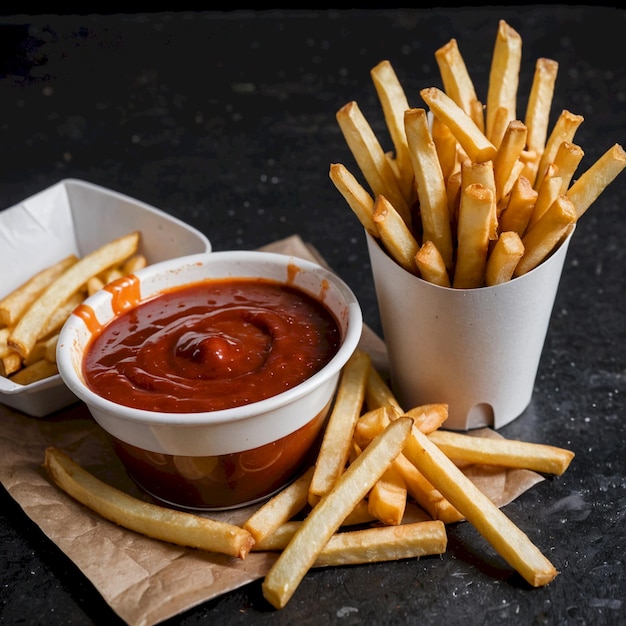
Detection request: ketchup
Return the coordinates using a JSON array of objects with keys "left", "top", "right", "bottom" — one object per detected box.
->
[{"left": 82, "top": 277, "right": 341, "bottom": 413}]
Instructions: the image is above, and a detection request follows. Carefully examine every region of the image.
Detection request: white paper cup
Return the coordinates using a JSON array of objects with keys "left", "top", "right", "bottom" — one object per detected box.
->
[{"left": 366, "top": 230, "right": 573, "bottom": 430}]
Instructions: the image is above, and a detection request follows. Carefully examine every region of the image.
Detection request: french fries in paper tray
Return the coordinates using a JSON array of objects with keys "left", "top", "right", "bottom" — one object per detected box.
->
[{"left": 0, "top": 179, "right": 210, "bottom": 416}]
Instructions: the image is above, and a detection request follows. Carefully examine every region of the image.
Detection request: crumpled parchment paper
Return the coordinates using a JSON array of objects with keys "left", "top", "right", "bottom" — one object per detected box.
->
[{"left": 0, "top": 235, "right": 544, "bottom": 626}]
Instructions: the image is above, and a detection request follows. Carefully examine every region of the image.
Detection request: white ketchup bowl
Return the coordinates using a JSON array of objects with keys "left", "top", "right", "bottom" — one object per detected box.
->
[{"left": 56, "top": 250, "right": 362, "bottom": 510}]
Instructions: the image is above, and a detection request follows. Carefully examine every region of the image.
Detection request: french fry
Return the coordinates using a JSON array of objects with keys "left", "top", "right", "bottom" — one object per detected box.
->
[
  {"left": 44, "top": 447, "right": 254, "bottom": 559},
  {"left": 519, "top": 147, "right": 539, "bottom": 184},
  {"left": 102, "top": 266, "right": 123, "bottom": 284},
  {"left": 404, "top": 403, "right": 449, "bottom": 435},
  {"left": 262, "top": 416, "right": 413, "bottom": 609},
  {"left": 420, "top": 87, "right": 497, "bottom": 165},
  {"left": 342, "top": 499, "right": 377, "bottom": 527},
  {"left": 370, "top": 60, "right": 414, "bottom": 203},
  {"left": 566, "top": 143, "right": 626, "bottom": 220},
  {"left": 485, "top": 231, "right": 525, "bottom": 286},
  {"left": 497, "top": 159, "right": 525, "bottom": 213},
  {"left": 427, "top": 430, "right": 575, "bottom": 476},
  {"left": 244, "top": 466, "right": 314, "bottom": 544},
  {"left": 415, "top": 240, "right": 451, "bottom": 288},
  {"left": 252, "top": 521, "right": 301, "bottom": 551},
  {"left": 488, "top": 106, "right": 511, "bottom": 150},
  {"left": 372, "top": 195, "right": 420, "bottom": 274},
  {"left": 255, "top": 520, "right": 447, "bottom": 567},
  {"left": 0, "top": 337, "right": 24, "bottom": 378},
  {"left": 10, "top": 358, "right": 58, "bottom": 385},
  {"left": 392, "top": 453, "right": 463, "bottom": 524},
  {"left": 121, "top": 253, "right": 148, "bottom": 274},
  {"left": 339, "top": 499, "right": 377, "bottom": 527},
  {"left": 404, "top": 107, "right": 454, "bottom": 269},
  {"left": 43, "top": 333, "right": 59, "bottom": 363},
  {"left": 453, "top": 183, "right": 494, "bottom": 289},
  {"left": 552, "top": 141, "right": 584, "bottom": 194},
  {"left": 0, "top": 255, "right": 78, "bottom": 327},
  {"left": 313, "top": 521, "right": 447, "bottom": 566},
  {"left": 87, "top": 275, "right": 105, "bottom": 296},
  {"left": 22, "top": 337, "right": 47, "bottom": 366},
  {"left": 498, "top": 175, "right": 538, "bottom": 236},
  {"left": 461, "top": 160, "right": 497, "bottom": 240},
  {"left": 8, "top": 231, "right": 140, "bottom": 358},
  {"left": 38, "top": 291, "right": 85, "bottom": 340},
  {"left": 435, "top": 38, "right": 482, "bottom": 127},
  {"left": 486, "top": 20, "right": 522, "bottom": 142},
  {"left": 0, "top": 328, "right": 12, "bottom": 359},
  {"left": 431, "top": 114, "right": 461, "bottom": 182},
  {"left": 527, "top": 164, "right": 563, "bottom": 229},
  {"left": 524, "top": 58, "right": 559, "bottom": 159},
  {"left": 445, "top": 169, "right": 462, "bottom": 226},
  {"left": 534, "top": 109, "right": 584, "bottom": 189},
  {"left": 365, "top": 366, "right": 403, "bottom": 412},
  {"left": 403, "top": 427, "right": 558, "bottom": 587},
  {"left": 1, "top": 351, "right": 22, "bottom": 377},
  {"left": 87, "top": 254, "right": 147, "bottom": 296},
  {"left": 493, "top": 120, "right": 527, "bottom": 205},
  {"left": 355, "top": 402, "right": 448, "bottom": 449},
  {"left": 367, "top": 461, "right": 407, "bottom": 526},
  {"left": 329, "top": 163, "right": 379, "bottom": 237},
  {"left": 308, "top": 349, "right": 371, "bottom": 503},
  {"left": 336, "top": 101, "right": 412, "bottom": 225},
  {"left": 353, "top": 406, "right": 398, "bottom": 450},
  {"left": 514, "top": 194, "right": 576, "bottom": 277}
]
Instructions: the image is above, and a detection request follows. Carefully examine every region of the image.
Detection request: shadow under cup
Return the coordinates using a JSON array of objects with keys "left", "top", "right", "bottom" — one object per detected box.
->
[{"left": 366, "top": 230, "right": 574, "bottom": 430}]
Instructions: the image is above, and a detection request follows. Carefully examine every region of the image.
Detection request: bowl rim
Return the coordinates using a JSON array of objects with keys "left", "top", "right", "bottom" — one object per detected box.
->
[{"left": 56, "top": 249, "right": 363, "bottom": 426}]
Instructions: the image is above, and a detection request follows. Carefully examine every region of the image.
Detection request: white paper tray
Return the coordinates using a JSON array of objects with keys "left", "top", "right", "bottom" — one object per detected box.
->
[{"left": 0, "top": 179, "right": 211, "bottom": 417}]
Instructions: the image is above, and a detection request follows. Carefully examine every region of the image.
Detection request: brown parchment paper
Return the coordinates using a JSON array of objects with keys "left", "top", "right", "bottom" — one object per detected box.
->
[{"left": 0, "top": 235, "right": 544, "bottom": 626}]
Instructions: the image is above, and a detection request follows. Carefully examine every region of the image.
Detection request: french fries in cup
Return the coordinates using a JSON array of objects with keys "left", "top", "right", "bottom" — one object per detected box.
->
[{"left": 331, "top": 19, "right": 625, "bottom": 429}]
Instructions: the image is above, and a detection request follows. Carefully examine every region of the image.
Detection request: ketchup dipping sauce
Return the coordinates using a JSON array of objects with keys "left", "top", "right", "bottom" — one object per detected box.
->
[
  {"left": 57, "top": 251, "right": 363, "bottom": 510},
  {"left": 83, "top": 279, "right": 341, "bottom": 413}
]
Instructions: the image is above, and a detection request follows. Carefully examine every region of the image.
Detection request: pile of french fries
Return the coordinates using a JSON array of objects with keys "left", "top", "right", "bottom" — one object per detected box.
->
[
  {"left": 331, "top": 20, "right": 626, "bottom": 287},
  {"left": 0, "top": 231, "right": 145, "bottom": 385},
  {"left": 44, "top": 348, "right": 575, "bottom": 610}
]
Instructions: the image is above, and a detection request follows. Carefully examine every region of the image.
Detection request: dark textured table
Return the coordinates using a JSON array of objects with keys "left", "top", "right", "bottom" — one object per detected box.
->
[{"left": 0, "top": 7, "right": 624, "bottom": 625}]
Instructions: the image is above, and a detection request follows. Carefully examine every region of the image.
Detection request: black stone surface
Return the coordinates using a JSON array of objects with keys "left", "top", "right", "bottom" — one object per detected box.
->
[{"left": 0, "top": 7, "right": 624, "bottom": 626}]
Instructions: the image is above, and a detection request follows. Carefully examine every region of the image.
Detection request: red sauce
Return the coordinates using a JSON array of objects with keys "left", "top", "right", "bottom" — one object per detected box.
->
[{"left": 82, "top": 277, "right": 341, "bottom": 413}]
